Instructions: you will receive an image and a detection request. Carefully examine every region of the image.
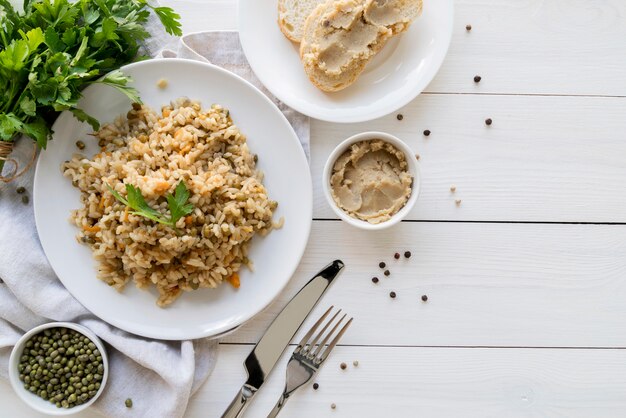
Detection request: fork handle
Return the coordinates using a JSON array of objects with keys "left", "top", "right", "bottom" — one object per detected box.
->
[{"left": 266, "top": 392, "right": 289, "bottom": 418}]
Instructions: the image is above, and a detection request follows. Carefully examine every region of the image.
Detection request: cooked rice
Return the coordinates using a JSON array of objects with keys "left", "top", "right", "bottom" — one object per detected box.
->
[{"left": 62, "top": 98, "right": 278, "bottom": 307}]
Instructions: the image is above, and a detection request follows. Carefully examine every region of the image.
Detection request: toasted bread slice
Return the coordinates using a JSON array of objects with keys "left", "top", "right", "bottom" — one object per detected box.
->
[
  {"left": 299, "top": 0, "right": 422, "bottom": 92},
  {"left": 278, "top": 0, "right": 326, "bottom": 43}
]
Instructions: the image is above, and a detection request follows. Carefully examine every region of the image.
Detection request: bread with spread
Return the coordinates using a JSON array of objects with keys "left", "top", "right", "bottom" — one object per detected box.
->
[
  {"left": 299, "top": 0, "right": 422, "bottom": 92},
  {"left": 278, "top": 0, "right": 325, "bottom": 42}
]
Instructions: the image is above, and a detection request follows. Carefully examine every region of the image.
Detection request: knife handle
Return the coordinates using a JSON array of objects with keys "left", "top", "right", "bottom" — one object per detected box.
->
[{"left": 221, "top": 384, "right": 257, "bottom": 418}]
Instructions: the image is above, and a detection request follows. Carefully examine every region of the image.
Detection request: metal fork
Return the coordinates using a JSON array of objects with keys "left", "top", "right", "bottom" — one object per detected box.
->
[{"left": 266, "top": 306, "right": 352, "bottom": 418}]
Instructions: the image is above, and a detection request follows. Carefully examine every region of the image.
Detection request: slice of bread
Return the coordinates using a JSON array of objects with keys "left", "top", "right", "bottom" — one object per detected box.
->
[
  {"left": 299, "top": 0, "right": 423, "bottom": 92},
  {"left": 278, "top": 0, "right": 326, "bottom": 43}
]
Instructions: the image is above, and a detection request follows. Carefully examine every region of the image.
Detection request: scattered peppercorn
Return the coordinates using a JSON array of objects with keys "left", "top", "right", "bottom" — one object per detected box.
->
[
  {"left": 466, "top": 24, "right": 472, "bottom": 31},
  {"left": 389, "top": 291, "right": 396, "bottom": 298},
  {"left": 394, "top": 252, "right": 400, "bottom": 259},
  {"left": 455, "top": 199, "right": 462, "bottom": 206},
  {"left": 340, "top": 362, "right": 347, "bottom": 370},
  {"left": 313, "top": 383, "right": 319, "bottom": 390},
  {"left": 353, "top": 360, "right": 359, "bottom": 367},
  {"left": 379, "top": 262, "right": 386, "bottom": 269},
  {"left": 404, "top": 251, "right": 411, "bottom": 259},
  {"left": 415, "top": 153, "right": 420, "bottom": 160},
  {"left": 372, "top": 277, "right": 379, "bottom": 284},
  {"left": 396, "top": 114, "right": 404, "bottom": 121},
  {"left": 75, "top": 140, "right": 85, "bottom": 150},
  {"left": 384, "top": 270, "right": 390, "bottom": 276},
  {"left": 423, "top": 129, "right": 431, "bottom": 136},
  {"left": 125, "top": 398, "right": 133, "bottom": 408},
  {"left": 485, "top": 118, "right": 492, "bottom": 126},
  {"left": 421, "top": 295, "right": 428, "bottom": 302},
  {"left": 331, "top": 403, "right": 336, "bottom": 410},
  {"left": 16, "top": 186, "right": 26, "bottom": 194},
  {"left": 474, "top": 75, "right": 481, "bottom": 83},
  {"left": 450, "top": 185, "right": 456, "bottom": 193},
  {"left": 21, "top": 195, "right": 29, "bottom": 205}
]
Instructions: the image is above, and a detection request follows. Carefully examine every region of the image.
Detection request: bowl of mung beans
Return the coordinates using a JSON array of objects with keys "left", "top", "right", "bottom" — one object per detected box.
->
[{"left": 9, "top": 322, "right": 108, "bottom": 415}]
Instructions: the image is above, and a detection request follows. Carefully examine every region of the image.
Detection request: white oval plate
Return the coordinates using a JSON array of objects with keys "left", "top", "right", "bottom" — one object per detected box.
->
[
  {"left": 238, "top": 0, "right": 454, "bottom": 123},
  {"left": 33, "top": 59, "right": 312, "bottom": 340}
]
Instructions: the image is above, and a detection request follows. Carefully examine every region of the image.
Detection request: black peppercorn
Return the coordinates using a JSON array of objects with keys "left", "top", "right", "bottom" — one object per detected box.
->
[
  {"left": 421, "top": 295, "right": 428, "bottom": 302},
  {"left": 423, "top": 129, "right": 431, "bottom": 136},
  {"left": 372, "top": 277, "right": 379, "bottom": 284},
  {"left": 404, "top": 251, "right": 411, "bottom": 259},
  {"left": 384, "top": 270, "right": 390, "bottom": 276},
  {"left": 394, "top": 252, "right": 400, "bottom": 259},
  {"left": 485, "top": 118, "right": 492, "bottom": 126},
  {"left": 474, "top": 75, "right": 481, "bottom": 83},
  {"left": 313, "top": 383, "right": 319, "bottom": 390},
  {"left": 379, "top": 262, "right": 386, "bottom": 269},
  {"left": 396, "top": 114, "right": 403, "bottom": 121},
  {"left": 390, "top": 291, "right": 396, "bottom": 298},
  {"left": 466, "top": 24, "right": 472, "bottom": 31}
]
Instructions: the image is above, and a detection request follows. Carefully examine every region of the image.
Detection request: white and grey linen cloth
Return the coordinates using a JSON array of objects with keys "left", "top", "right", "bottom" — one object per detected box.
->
[{"left": 0, "top": 19, "right": 310, "bottom": 418}]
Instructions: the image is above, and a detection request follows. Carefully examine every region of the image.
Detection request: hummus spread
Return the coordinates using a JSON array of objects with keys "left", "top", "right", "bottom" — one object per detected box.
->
[
  {"left": 314, "top": 0, "right": 405, "bottom": 76},
  {"left": 330, "top": 139, "right": 413, "bottom": 224}
]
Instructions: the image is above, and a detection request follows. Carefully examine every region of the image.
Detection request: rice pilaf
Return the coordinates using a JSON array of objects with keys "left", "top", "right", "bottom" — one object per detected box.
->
[{"left": 62, "top": 98, "right": 279, "bottom": 307}]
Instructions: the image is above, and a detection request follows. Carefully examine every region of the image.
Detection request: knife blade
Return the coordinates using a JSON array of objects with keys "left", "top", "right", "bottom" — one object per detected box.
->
[{"left": 221, "top": 260, "right": 345, "bottom": 418}]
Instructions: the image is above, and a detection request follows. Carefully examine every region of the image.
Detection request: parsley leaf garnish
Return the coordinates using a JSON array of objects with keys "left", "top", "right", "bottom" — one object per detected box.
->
[{"left": 107, "top": 181, "right": 194, "bottom": 229}]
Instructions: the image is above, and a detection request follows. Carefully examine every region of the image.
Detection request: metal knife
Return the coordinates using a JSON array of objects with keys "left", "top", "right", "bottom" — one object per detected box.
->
[{"left": 221, "top": 260, "right": 345, "bottom": 418}]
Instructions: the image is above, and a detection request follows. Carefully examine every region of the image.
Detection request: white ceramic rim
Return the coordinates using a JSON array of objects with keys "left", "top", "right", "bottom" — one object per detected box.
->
[
  {"left": 8, "top": 322, "right": 109, "bottom": 416},
  {"left": 32, "top": 58, "right": 313, "bottom": 340},
  {"left": 323, "top": 131, "right": 420, "bottom": 230},
  {"left": 238, "top": 0, "right": 455, "bottom": 123}
]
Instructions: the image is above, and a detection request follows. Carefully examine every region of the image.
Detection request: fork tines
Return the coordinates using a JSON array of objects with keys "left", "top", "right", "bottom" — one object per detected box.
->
[{"left": 295, "top": 306, "right": 352, "bottom": 365}]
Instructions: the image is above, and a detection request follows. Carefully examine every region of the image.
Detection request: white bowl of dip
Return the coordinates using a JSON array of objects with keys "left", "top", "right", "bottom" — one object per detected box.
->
[{"left": 323, "top": 131, "right": 420, "bottom": 230}]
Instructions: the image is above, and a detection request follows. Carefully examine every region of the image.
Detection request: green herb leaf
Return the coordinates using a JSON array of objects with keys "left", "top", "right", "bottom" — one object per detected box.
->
[
  {"left": 0, "top": 113, "right": 23, "bottom": 141},
  {"left": 19, "top": 96, "right": 37, "bottom": 116},
  {"left": 44, "top": 26, "right": 65, "bottom": 52},
  {"left": 22, "top": 118, "right": 50, "bottom": 149},
  {"left": 97, "top": 69, "right": 141, "bottom": 104},
  {"left": 107, "top": 181, "right": 194, "bottom": 229},
  {"left": 70, "top": 108, "right": 100, "bottom": 131},
  {"left": 153, "top": 7, "right": 182, "bottom": 36},
  {"left": 166, "top": 181, "right": 194, "bottom": 226}
]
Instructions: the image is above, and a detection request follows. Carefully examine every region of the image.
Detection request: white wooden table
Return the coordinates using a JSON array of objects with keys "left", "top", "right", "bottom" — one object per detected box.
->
[{"left": 4, "top": 0, "right": 626, "bottom": 416}]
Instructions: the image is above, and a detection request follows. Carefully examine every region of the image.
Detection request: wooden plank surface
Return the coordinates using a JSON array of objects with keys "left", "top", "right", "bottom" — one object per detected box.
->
[
  {"left": 310, "top": 94, "right": 626, "bottom": 222},
  {"left": 193, "top": 345, "right": 626, "bottom": 418},
  {"left": 5, "top": 345, "right": 626, "bottom": 418},
  {"left": 224, "top": 221, "right": 626, "bottom": 347}
]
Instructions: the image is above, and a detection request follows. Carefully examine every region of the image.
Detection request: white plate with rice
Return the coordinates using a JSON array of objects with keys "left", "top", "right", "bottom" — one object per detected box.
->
[{"left": 33, "top": 59, "right": 312, "bottom": 340}]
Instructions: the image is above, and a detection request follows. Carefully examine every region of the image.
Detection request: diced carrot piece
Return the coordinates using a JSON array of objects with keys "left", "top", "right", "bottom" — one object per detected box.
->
[
  {"left": 154, "top": 181, "right": 170, "bottom": 194},
  {"left": 185, "top": 216, "right": 193, "bottom": 226},
  {"left": 227, "top": 273, "right": 240, "bottom": 289},
  {"left": 83, "top": 225, "right": 101, "bottom": 233}
]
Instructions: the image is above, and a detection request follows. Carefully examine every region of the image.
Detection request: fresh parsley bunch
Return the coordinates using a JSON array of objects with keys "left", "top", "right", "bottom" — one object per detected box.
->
[{"left": 0, "top": 0, "right": 182, "bottom": 172}]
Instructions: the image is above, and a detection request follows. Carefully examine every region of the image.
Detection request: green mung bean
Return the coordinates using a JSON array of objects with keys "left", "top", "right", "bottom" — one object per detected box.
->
[{"left": 17, "top": 327, "right": 105, "bottom": 409}]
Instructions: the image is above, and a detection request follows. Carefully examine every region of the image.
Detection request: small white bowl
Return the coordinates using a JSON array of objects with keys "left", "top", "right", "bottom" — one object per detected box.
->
[
  {"left": 9, "top": 322, "right": 109, "bottom": 416},
  {"left": 323, "top": 131, "right": 420, "bottom": 230}
]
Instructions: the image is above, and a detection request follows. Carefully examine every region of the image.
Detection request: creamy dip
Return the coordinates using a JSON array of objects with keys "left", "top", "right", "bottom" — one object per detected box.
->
[
  {"left": 330, "top": 139, "right": 412, "bottom": 224},
  {"left": 314, "top": 0, "right": 405, "bottom": 76}
]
